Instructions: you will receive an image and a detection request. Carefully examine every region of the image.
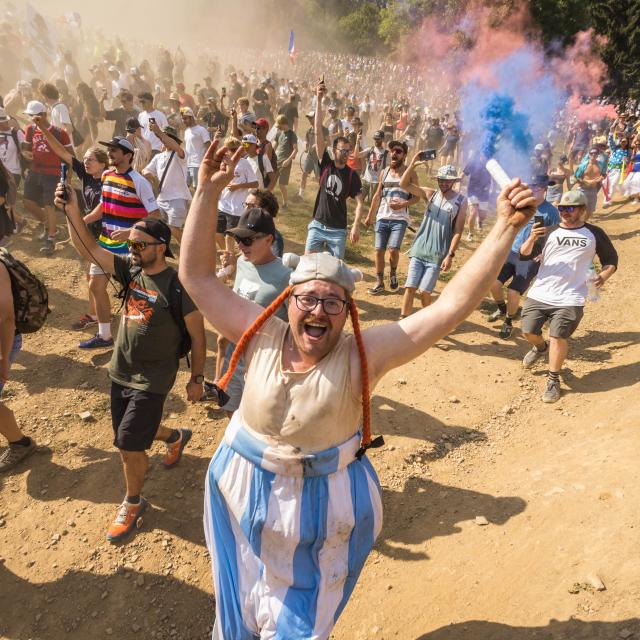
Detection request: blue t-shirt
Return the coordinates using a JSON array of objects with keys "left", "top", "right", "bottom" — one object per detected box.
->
[{"left": 511, "top": 199, "right": 560, "bottom": 253}]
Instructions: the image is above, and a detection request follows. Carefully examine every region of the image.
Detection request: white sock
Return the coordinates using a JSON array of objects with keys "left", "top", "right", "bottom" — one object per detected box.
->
[
  {"left": 98, "top": 322, "right": 112, "bottom": 340},
  {"left": 298, "top": 188, "right": 304, "bottom": 196}
]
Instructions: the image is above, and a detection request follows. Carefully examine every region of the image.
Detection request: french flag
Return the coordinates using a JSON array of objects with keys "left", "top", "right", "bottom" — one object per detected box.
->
[{"left": 288, "top": 30, "right": 296, "bottom": 64}]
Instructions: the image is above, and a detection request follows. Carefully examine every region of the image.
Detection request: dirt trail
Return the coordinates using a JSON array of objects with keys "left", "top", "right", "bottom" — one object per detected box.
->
[{"left": 0, "top": 194, "right": 638, "bottom": 640}]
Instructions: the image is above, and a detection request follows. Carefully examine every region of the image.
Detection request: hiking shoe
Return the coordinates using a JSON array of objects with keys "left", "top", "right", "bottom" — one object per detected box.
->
[
  {"left": 523, "top": 343, "right": 547, "bottom": 369},
  {"left": 542, "top": 379, "right": 561, "bottom": 403},
  {"left": 79, "top": 334, "right": 114, "bottom": 349},
  {"left": 487, "top": 308, "right": 506, "bottom": 322},
  {"left": 389, "top": 274, "right": 399, "bottom": 290},
  {"left": 39, "top": 238, "right": 55, "bottom": 256},
  {"left": 163, "top": 429, "right": 192, "bottom": 469},
  {"left": 499, "top": 320, "right": 513, "bottom": 339},
  {"left": 368, "top": 283, "right": 385, "bottom": 295},
  {"left": 0, "top": 439, "right": 37, "bottom": 472},
  {"left": 72, "top": 314, "right": 98, "bottom": 330},
  {"left": 106, "top": 498, "right": 148, "bottom": 543}
]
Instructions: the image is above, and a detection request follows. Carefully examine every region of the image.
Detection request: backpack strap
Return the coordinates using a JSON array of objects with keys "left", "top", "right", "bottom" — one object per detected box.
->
[{"left": 158, "top": 151, "right": 176, "bottom": 195}]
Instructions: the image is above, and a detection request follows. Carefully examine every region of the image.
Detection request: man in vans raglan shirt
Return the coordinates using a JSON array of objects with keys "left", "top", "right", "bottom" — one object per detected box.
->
[{"left": 518, "top": 190, "right": 618, "bottom": 403}]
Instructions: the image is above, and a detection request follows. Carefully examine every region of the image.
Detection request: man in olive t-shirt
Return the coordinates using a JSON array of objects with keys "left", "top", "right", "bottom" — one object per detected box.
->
[{"left": 55, "top": 184, "right": 207, "bottom": 544}]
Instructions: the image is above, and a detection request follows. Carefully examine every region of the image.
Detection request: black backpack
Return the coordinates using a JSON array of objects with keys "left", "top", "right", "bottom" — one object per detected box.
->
[
  {"left": 0, "top": 248, "right": 50, "bottom": 333},
  {"left": 118, "top": 266, "right": 191, "bottom": 361}
]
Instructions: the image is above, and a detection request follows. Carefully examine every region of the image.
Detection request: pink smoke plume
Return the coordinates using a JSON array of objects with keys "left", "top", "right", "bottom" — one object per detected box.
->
[{"left": 402, "top": 2, "right": 616, "bottom": 122}]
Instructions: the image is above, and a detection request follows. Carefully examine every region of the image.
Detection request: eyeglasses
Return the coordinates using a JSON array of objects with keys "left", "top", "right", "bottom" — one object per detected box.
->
[
  {"left": 336, "top": 148, "right": 350, "bottom": 155},
  {"left": 231, "top": 233, "right": 267, "bottom": 246},
  {"left": 293, "top": 294, "right": 347, "bottom": 315},
  {"left": 558, "top": 205, "right": 579, "bottom": 212},
  {"left": 127, "top": 239, "right": 164, "bottom": 251}
]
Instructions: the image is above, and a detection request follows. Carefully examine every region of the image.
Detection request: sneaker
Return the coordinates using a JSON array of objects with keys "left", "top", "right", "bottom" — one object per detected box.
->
[
  {"left": 106, "top": 498, "right": 148, "bottom": 543},
  {"left": 499, "top": 320, "right": 513, "bottom": 339},
  {"left": 368, "top": 283, "right": 385, "bottom": 295},
  {"left": 72, "top": 314, "right": 98, "bottom": 330},
  {"left": 33, "top": 224, "right": 46, "bottom": 242},
  {"left": 163, "top": 428, "right": 192, "bottom": 469},
  {"left": 389, "top": 274, "right": 399, "bottom": 290},
  {"left": 79, "top": 334, "right": 114, "bottom": 349},
  {"left": 522, "top": 342, "right": 547, "bottom": 369},
  {"left": 488, "top": 308, "right": 506, "bottom": 322},
  {"left": 0, "top": 439, "right": 37, "bottom": 472},
  {"left": 39, "top": 238, "right": 56, "bottom": 256},
  {"left": 466, "top": 232, "right": 473, "bottom": 241},
  {"left": 542, "top": 379, "right": 561, "bottom": 403}
]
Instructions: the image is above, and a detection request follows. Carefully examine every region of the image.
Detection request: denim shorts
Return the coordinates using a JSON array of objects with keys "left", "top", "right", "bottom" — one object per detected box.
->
[
  {"left": 375, "top": 219, "right": 407, "bottom": 250},
  {"left": 405, "top": 257, "right": 440, "bottom": 293},
  {"left": 305, "top": 219, "right": 347, "bottom": 259},
  {"left": 0, "top": 333, "right": 22, "bottom": 397}
]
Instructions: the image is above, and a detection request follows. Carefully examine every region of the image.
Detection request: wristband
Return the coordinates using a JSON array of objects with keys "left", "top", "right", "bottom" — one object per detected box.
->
[{"left": 190, "top": 374, "right": 204, "bottom": 384}]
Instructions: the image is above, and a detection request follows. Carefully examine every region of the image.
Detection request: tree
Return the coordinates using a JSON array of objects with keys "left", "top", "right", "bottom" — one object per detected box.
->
[
  {"left": 339, "top": 3, "right": 386, "bottom": 55},
  {"left": 588, "top": 0, "right": 640, "bottom": 103}
]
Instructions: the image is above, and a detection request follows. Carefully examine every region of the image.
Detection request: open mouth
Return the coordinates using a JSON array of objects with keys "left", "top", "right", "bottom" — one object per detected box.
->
[{"left": 303, "top": 321, "right": 328, "bottom": 340}]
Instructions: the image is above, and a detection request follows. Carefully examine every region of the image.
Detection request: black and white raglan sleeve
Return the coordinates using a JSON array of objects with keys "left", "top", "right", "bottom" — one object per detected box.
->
[{"left": 586, "top": 223, "right": 619, "bottom": 269}]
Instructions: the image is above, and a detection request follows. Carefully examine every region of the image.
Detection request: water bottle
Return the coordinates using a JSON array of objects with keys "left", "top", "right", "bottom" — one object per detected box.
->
[{"left": 586, "top": 264, "right": 600, "bottom": 302}]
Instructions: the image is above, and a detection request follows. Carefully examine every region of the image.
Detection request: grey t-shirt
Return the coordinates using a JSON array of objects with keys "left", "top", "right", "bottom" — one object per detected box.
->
[{"left": 233, "top": 256, "right": 291, "bottom": 319}]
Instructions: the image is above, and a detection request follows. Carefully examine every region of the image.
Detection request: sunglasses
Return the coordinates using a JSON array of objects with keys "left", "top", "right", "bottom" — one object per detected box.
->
[
  {"left": 127, "top": 239, "right": 164, "bottom": 251},
  {"left": 231, "top": 233, "right": 267, "bottom": 246},
  {"left": 336, "top": 148, "right": 350, "bottom": 155},
  {"left": 558, "top": 205, "right": 579, "bottom": 213}
]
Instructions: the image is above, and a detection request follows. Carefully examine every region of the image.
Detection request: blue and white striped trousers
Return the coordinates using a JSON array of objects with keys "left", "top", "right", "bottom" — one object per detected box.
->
[{"left": 204, "top": 415, "right": 383, "bottom": 639}]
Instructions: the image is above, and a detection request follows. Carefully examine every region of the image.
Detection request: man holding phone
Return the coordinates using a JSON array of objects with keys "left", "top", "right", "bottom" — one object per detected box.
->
[
  {"left": 518, "top": 190, "right": 618, "bottom": 402},
  {"left": 137, "top": 93, "right": 168, "bottom": 155},
  {"left": 364, "top": 140, "right": 419, "bottom": 294},
  {"left": 487, "top": 174, "right": 560, "bottom": 339}
]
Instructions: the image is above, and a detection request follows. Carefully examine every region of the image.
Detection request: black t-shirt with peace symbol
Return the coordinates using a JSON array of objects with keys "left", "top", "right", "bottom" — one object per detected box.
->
[{"left": 312, "top": 150, "right": 362, "bottom": 230}]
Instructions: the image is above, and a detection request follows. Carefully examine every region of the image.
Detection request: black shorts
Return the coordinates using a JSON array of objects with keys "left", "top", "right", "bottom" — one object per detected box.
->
[
  {"left": 521, "top": 299, "right": 584, "bottom": 339},
  {"left": 217, "top": 212, "right": 227, "bottom": 234},
  {"left": 110, "top": 382, "right": 167, "bottom": 451},
  {"left": 497, "top": 251, "right": 540, "bottom": 295},
  {"left": 12, "top": 173, "right": 22, "bottom": 190},
  {"left": 23, "top": 172, "right": 58, "bottom": 208}
]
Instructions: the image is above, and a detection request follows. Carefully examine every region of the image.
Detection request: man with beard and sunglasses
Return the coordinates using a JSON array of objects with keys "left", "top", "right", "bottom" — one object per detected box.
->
[
  {"left": 54, "top": 184, "right": 206, "bottom": 543},
  {"left": 518, "top": 190, "right": 617, "bottom": 403},
  {"left": 179, "top": 138, "right": 537, "bottom": 639},
  {"left": 364, "top": 139, "right": 419, "bottom": 294},
  {"left": 398, "top": 161, "right": 467, "bottom": 317}
]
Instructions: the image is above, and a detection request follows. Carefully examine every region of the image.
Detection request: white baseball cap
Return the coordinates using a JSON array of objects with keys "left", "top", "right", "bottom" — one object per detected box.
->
[
  {"left": 24, "top": 100, "right": 47, "bottom": 116},
  {"left": 242, "top": 134, "right": 258, "bottom": 145}
]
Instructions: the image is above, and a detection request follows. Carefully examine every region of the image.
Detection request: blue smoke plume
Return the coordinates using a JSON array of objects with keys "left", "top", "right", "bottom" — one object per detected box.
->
[{"left": 461, "top": 44, "right": 566, "bottom": 179}]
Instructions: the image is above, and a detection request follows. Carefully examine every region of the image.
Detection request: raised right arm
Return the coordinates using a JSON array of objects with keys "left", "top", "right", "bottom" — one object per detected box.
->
[{"left": 179, "top": 141, "right": 265, "bottom": 344}]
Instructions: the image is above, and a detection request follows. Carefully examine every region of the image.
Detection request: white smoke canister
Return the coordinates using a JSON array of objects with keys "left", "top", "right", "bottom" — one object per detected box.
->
[{"left": 485, "top": 158, "right": 512, "bottom": 190}]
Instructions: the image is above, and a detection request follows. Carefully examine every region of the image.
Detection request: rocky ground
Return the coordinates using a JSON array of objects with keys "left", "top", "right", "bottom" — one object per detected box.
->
[{"left": 0, "top": 177, "right": 638, "bottom": 640}]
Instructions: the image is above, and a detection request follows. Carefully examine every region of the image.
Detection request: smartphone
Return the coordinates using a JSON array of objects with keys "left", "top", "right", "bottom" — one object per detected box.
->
[
  {"left": 60, "top": 163, "right": 68, "bottom": 202},
  {"left": 418, "top": 149, "right": 437, "bottom": 161},
  {"left": 534, "top": 213, "right": 545, "bottom": 227},
  {"left": 221, "top": 87, "right": 226, "bottom": 96},
  {"left": 149, "top": 117, "right": 156, "bottom": 125}
]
